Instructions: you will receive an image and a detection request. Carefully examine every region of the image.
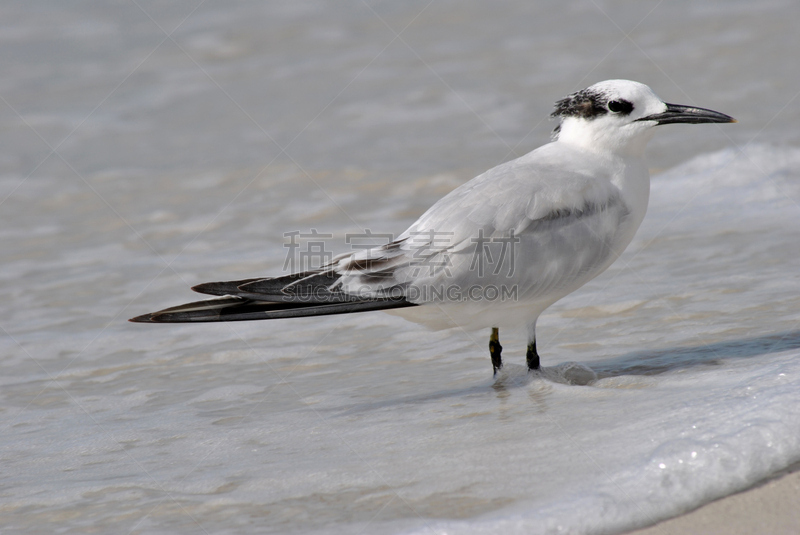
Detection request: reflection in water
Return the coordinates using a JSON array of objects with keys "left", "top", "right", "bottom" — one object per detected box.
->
[
  {"left": 593, "top": 330, "right": 800, "bottom": 378},
  {"left": 327, "top": 331, "right": 800, "bottom": 419}
]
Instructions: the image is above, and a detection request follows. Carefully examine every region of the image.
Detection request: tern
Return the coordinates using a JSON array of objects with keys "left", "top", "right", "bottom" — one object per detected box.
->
[{"left": 131, "top": 80, "right": 735, "bottom": 375}]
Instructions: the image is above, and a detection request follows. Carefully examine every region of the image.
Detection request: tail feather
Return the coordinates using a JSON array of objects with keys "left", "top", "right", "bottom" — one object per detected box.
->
[
  {"left": 244, "top": 270, "right": 340, "bottom": 294},
  {"left": 133, "top": 260, "right": 418, "bottom": 324},
  {"left": 191, "top": 272, "right": 321, "bottom": 297},
  {"left": 191, "top": 278, "right": 265, "bottom": 297},
  {"left": 129, "top": 295, "right": 415, "bottom": 323},
  {"left": 190, "top": 270, "right": 355, "bottom": 303}
]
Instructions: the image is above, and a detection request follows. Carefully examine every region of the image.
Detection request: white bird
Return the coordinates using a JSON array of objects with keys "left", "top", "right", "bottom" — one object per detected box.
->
[{"left": 131, "top": 80, "right": 735, "bottom": 374}]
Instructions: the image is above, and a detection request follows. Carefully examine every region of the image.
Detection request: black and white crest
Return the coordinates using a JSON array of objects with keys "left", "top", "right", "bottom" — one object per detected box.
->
[
  {"left": 551, "top": 89, "right": 636, "bottom": 120},
  {"left": 550, "top": 88, "right": 635, "bottom": 139},
  {"left": 551, "top": 88, "right": 611, "bottom": 120}
]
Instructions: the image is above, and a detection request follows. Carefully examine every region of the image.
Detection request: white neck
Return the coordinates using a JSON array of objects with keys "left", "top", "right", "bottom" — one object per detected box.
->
[
  {"left": 556, "top": 117, "right": 656, "bottom": 158},
  {"left": 552, "top": 121, "right": 653, "bottom": 245}
]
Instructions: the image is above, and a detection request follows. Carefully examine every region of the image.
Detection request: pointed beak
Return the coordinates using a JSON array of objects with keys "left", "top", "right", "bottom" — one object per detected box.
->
[{"left": 637, "top": 103, "right": 737, "bottom": 125}]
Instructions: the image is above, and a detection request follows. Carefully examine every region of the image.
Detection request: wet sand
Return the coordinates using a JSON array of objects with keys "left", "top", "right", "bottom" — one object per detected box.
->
[{"left": 627, "top": 465, "right": 800, "bottom": 535}]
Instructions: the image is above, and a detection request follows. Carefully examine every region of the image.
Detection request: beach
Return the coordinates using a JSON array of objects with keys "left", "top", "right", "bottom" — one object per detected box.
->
[
  {"left": 628, "top": 465, "right": 800, "bottom": 535},
  {"left": 3, "top": 2, "right": 799, "bottom": 533}
]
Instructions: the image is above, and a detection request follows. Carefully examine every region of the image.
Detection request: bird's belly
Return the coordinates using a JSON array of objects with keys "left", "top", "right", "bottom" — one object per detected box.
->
[{"left": 386, "top": 299, "right": 554, "bottom": 330}]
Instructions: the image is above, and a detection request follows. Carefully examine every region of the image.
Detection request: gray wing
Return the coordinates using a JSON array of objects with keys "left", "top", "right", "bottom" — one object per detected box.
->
[
  {"left": 334, "top": 143, "right": 632, "bottom": 303},
  {"left": 130, "top": 268, "right": 414, "bottom": 324}
]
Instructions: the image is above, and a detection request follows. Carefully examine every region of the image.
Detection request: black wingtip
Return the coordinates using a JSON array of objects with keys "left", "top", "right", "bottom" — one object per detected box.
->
[
  {"left": 191, "top": 282, "right": 227, "bottom": 295},
  {"left": 191, "top": 278, "right": 263, "bottom": 296},
  {"left": 191, "top": 282, "right": 217, "bottom": 294},
  {"left": 129, "top": 313, "right": 160, "bottom": 323}
]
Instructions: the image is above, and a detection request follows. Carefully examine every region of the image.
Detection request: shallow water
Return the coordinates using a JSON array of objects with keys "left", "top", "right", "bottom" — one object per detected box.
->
[{"left": 2, "top": 1, "right": 800, "bottom": 534}]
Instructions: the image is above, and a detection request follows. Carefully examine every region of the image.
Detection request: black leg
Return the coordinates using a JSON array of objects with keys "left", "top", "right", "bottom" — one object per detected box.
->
[
  {"left": 489, "top": 327, "right": 503, "bottom": 374},
  {"left": 526, "top": 339, "right": 540, "bottom": 370}
]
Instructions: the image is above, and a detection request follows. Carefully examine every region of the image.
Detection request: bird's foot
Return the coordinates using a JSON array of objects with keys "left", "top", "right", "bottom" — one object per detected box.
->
[{"left": 490, "top": 327, "right": 503, "bottom": 375}]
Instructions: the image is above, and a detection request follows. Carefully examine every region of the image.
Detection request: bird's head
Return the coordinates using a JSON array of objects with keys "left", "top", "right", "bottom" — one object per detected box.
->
[{"left": 550, "top": 80, "right": 735, "bottom": 157}]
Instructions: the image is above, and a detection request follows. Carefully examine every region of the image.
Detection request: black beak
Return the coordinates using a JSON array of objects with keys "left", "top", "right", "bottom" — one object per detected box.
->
[{"left": 637, "top": 103, "right": 736, "bottom": 125}]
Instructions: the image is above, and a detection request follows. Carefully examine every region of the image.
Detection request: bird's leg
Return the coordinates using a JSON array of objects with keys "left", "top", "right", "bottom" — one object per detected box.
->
[
  {"left": 526, "top": 320, "right": 540, "bottom": 370},
  {"left": 489, "top": 327, "right": 503, "bottom": 375},
  {"left": 526, "top": 339, "right": 540, "bottom": 370}
]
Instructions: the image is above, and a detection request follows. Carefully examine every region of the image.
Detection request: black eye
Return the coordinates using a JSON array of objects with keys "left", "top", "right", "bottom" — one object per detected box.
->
[{"left": 608, "top": 100, "right": 633, "bottom": 114}]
